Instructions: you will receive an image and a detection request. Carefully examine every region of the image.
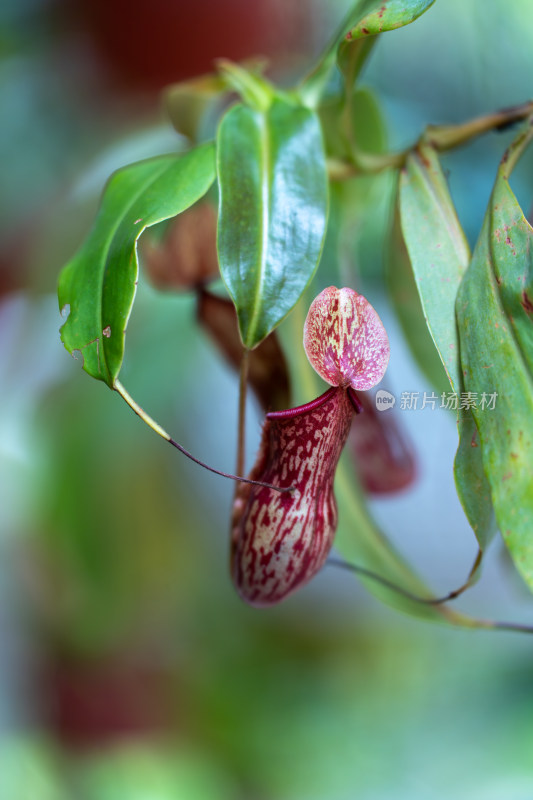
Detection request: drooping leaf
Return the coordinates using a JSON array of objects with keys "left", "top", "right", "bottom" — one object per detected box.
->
[
  {"left": 345, "top": 0, "right": 436, "bottom": 41},
  {"left": 387, "top": 191, "right": 449, "bottom": 395},
  {"left": 399, "top": 142, "right": 495, "bottom": 551},
  {"left": 142, "top": 201, "right": 219, "bottom": 291},
  {"left": 216, "top": 59, "right": 274, "bottom": 112},
  {"left": 321, "top": 87, "right": 391, "bottom": 283},
  {"left": 400, "top": 145, "right": 469, "bottom": 390},
  {"left": 456, "top": 119, "right": 533, "bottom": 588},
  {"left": 163, "top": 58, "right": 270, "bottom": 141},
  {"left": 303, "top": 286, "right": 389, "bottom": 390},
  {"left": 320, "top": 86, "right": 386, "bottom": 163},
  {"left": 163, "top": 73, "right": 227, "bottom": 141},
  {"left": 232, "top": 386, "right": 356, "bottom": 606},
  {"left": 58, "top": 143, "right": 216, "bottom": 387},
  {"left": 299, "top": 0, "right": 435, "bottom": 108},
  {"left": 217, "top": 99, "right": 328, "bottom": 349},
  {"left": 197, "top": 289, "right": 291, "bottom": 412},
  {"left": 334, "top": 453, "right": 461, "bottom": 622},
  {"left": 337, "top": 36, "right": 377, "bottom": 95}
]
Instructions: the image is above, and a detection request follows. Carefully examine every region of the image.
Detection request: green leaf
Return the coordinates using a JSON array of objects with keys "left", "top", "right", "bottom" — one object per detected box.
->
[
  {"left": 456, "top": 119, "right": 533, "bottom": 589},
  {"left": 320, "top": 86, "right": 386, "bottom": 162},
  {"left": 299, "top": 0, "right": 435, "bottom": 107},
  {"left": 298, "top": 1, "right": 378, "bottom": 107},
  {"left": 386, "top": 192, "right": 449, "bottom": 395},
  {"left": 217, "top": 99, "right": 328, "bottom": 349},
  {"left": 400, "top": 145, "right": 469, "bottom": 391},
  {"left": 216, "top": 59, "right": 274, "bottom": 112},
  {"left": 400, "top": 142, "right": 495, "bottom": 551},
  {"left": 345, "top": 0, "right": 436, "bottom": 40},
  {"left": 163, "top": 59, "right": 270, "bottom": 140},
  {"left": 58, "top": 143, "right": 216, "bottom": 387},
  {"left": 337, "top": 36, "right": 377, "bottom": 97},
  {"left": 321, "top": 88, "right": 391, "bottom": 282},
  {"left": 334, "top": 455, "right": 467, "bottom": 622},
  {"left": 163, "top": 73, "right": 227, "bottom": 141}
]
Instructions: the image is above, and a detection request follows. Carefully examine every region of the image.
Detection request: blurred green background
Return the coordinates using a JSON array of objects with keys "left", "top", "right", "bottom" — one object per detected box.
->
[{"left": 2, "top": 1, "right": 533, "bottom": 798}]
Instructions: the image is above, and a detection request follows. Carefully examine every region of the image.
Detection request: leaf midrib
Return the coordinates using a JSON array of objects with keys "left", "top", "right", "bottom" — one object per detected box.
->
[
  {"left": 245, "top": 111, "right": 271, "bottom": 348},
  {"left": 97, "top": 157, "right": 176, "bottom": 382}
]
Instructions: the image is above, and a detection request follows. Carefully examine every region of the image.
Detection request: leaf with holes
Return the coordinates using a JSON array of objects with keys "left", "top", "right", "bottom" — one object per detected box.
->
[{"left": 58, "top": 143, "right": 216, "bottom": 387}]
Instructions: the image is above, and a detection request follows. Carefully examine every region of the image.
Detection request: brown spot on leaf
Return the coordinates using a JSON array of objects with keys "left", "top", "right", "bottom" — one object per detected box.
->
[
  {"left": 521, "top": 291, "right": 533, "bottom": 314},
  {"left": 102, "top": 326, "right": 111, "bottom": 338}
]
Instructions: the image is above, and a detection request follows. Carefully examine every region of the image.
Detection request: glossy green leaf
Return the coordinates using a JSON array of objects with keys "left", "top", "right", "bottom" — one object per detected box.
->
[
  {"left": 400, "top": 142, "right": 495, "bottom": 551},
  {"left": 217, "top": 99, "right": 328, "bottom": 349},
  {"left": 457, "top": 120, "right": 533, "bottom": 588},
  {"left": 345, "top": 0, "right": 436, "bottom": 40},
  {"left": 58, "top": 143, "right": 216, "bottom": 387}
]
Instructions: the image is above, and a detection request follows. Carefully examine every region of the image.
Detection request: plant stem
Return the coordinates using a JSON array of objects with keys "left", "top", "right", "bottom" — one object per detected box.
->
[
  {"left": 328, "top": 555, "right": 533, "bottom": 634},
  {"left": 328, "top": 550, "right": 481, "bottom": 607},
  {"left": 328, "top": 100, "right": 533, "bottom": 180},
  {"left": 425, "top": 101, "right": 533, "bottom": 152},
  {"left": 115, "top": 379, "right": 292, "bottom": 492},
  {"left": 236, "top": 349, "right": 250, "bottom": 478}
]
